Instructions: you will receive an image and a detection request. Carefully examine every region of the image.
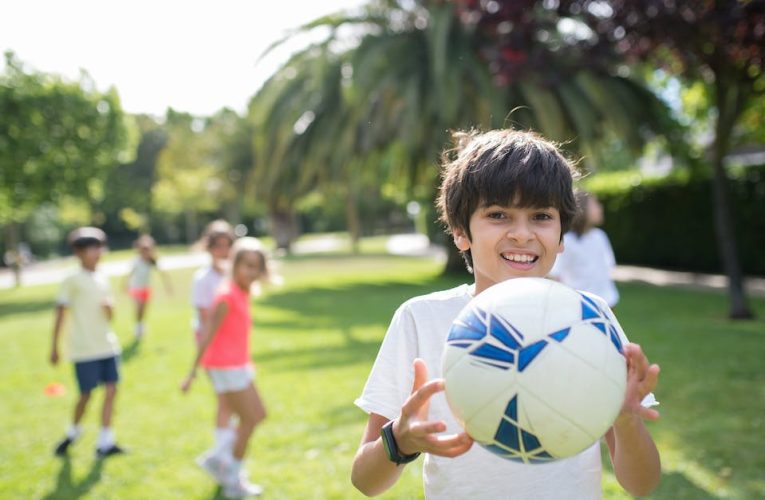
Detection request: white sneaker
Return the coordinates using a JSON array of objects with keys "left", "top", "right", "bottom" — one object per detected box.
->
[
  {"left": 195, "top": 452, "right": 229, "bottom": 484},
  {"left": 223, "top": 474, "right": 263, "bottom": 498}
]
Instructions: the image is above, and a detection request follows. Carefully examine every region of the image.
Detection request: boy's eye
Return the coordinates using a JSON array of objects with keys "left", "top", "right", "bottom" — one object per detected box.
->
[
  {"left": 487, "top": 211, "right": 506, "bottom": 220},
  {"left": 534, "top": 212, "right": 554, "bottom": 221}
]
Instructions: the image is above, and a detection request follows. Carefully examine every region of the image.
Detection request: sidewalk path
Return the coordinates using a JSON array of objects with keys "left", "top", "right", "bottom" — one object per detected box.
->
[{"left": 1, "top": 234, "right": 763, "bottom": 297}]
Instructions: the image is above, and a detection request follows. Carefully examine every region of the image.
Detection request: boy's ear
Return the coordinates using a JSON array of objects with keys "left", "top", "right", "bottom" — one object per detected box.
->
[
  {"left": 558, "top": 240, "right": 565, "bottom": 254},
  {"left": 452, "top": 227, "right": 471, "bottom": 251}
]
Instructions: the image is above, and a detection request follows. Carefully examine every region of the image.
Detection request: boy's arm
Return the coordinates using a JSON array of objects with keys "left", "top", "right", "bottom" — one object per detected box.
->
[
  {"left": 606, "top": 343, "right": 661, "bottom": 497},
  {"left": 351, "top": 359, "right": 473, "bottom": 496},
  {"left": 181, "top": 300, "right": 228, "bottom": 392},
  {"left": 50, "top": 305, "right": 66, "bottom": 365}
]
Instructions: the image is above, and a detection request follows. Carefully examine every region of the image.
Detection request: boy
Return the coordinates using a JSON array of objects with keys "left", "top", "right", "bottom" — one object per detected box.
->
[
  {"left": 50, "top": 227, "right": 126, "bottom": 458},
  {"left": 351, "top": 130, "right": 661, "bottom": 498}
]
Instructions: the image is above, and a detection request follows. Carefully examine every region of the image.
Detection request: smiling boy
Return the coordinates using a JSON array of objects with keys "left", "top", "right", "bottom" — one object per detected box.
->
[{"left": 351, "top": 129, "right": 661, "bottom": 499}]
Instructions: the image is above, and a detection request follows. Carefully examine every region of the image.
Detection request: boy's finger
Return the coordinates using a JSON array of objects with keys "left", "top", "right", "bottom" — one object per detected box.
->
[
  {"left": 434, "top": 439, "right": 475, "bottom": 458},
  {"left": 402, "top": 379, "right": 444, "bottom": 415},
  {"left": 408, "top": 420, "right": 447, "bottom": 436},
  {"left": 410, "top": 358, "right": 428, "bottom": 394},
  {"left": 423, "top": 432, "right": 474, "bottom": 455}
]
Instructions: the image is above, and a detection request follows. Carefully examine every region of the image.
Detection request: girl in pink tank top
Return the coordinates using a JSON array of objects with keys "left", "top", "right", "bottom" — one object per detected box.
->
[{"left": 182, "top": 237, "right": 273, "bottom": 498}]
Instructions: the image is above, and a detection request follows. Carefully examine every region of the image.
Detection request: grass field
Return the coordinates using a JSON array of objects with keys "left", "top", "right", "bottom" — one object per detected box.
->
[{"left": 0, "top": 249, "right": 764, "bottom": 499}]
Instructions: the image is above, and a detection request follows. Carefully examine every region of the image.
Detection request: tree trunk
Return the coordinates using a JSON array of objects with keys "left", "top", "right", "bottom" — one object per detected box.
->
[
  {"left": 184, "top": 209, "right": 198, "bottom": 244},
  {"left": 711, "top": 79, "right": 752, "bottom": 319},
  {"left": 3, "top": 222, "right": 22, "bottom": 287},
  {"left": 269, "top": 207, "right": 297, "bottom": 253},
  {"left": 346, "top": 187, "right": 361, "bottom": 255}
]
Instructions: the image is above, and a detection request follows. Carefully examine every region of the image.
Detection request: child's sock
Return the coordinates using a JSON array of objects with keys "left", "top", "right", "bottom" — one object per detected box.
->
[
  {"left": 97, "top": 427, "right": 115, "bottom": 450},
  {"left": 135, "top": 323, "right": 145, "bottom": 337},
  {"left": 213, "top": 427, "right": 236, "bottom": 456},
  {"left": 66, "top": 424, "right": 82, "bottom": 441}
]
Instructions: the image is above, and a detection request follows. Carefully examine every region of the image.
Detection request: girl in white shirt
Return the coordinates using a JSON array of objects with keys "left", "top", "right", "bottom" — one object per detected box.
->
[{"left": 550, "top": 190, "right": 619, "bottom": 307}]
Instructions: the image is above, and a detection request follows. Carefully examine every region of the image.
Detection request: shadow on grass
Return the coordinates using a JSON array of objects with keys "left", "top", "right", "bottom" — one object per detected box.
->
[
  {"left": 614, "top": 283, "right": 765, "bottom": 499},
  {"left": 120, "top": 338, "right": 142, "bottom": 364},
  {"left": 42, "top": 457, "right": 103, "bottom": 500},
  {"left": 649, "top": 470, "right": 720, "bottom": 500},
  {"left": 254, "top": 275, "right": 463, "bottom": 373},
  {"left": 0, "top": 298, "right": 53, "bottom": 318},
  {"left": 208, "top": 485, "right": 225, "bottom": 500}
]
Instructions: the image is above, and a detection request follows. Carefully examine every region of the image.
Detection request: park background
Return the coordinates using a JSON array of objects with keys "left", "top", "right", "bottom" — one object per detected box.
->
[{"left": 2, "top": 0, "right": 765, "bottom": 498}]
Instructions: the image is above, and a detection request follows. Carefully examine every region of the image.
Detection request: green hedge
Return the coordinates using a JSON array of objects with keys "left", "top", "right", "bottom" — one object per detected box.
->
[{"left": 584, "top": 166, "right": 765, "bottom": 276}]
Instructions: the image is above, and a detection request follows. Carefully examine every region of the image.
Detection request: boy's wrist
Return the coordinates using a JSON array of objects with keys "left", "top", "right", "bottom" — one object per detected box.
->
[
  {"left": 613, "top": 412, "right": 641, "bottom": 431},
  {"left": 381, "top": 420, "right": 420, "bottom": 465}
]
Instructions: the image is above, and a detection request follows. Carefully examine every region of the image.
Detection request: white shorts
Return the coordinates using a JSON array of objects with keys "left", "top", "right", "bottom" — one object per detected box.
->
[{"left": 206, "top": 365, "right": 254, "bottom": 394}]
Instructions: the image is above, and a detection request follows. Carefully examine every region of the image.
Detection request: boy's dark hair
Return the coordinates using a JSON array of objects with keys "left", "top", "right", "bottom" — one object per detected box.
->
[
  {"left": 570, "top": 190, "right": 593, "bottom": 237},
  {"left": 436, "top": 129, "right": 579, "bottom": 271},
  {"left": 68, "top": 227, "right": 107, "bottom": 249}
]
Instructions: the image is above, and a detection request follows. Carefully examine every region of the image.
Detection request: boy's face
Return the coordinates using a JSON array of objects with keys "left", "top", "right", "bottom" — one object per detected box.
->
[
  {"left": 453, "top": 202, "right": 564, "bottom": 295},
  {"left": 75, "top": 245, "right": 103, "bottom": 270}
]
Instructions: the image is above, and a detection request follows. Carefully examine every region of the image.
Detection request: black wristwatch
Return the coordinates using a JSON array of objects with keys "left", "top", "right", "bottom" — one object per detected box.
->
[{"left": 381, "top": 420, "right": 421, "bottom": 465}]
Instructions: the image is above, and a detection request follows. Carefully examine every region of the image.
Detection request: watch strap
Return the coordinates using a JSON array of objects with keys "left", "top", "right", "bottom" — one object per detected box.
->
[{"left": 381, "top": 420, "right": 421, "bottom": 465}]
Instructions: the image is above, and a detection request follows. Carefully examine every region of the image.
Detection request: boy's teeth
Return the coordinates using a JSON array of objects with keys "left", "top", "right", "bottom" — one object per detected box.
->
[{"left": 502, "top": 253, "right": 535, "bottom": 263}]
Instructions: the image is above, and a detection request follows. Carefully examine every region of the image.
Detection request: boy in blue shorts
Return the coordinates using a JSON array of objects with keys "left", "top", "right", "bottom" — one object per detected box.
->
[
  {"left": 352, "top": 129, "right": 661, "bottom": 498},
  {"left": 51, "top": 227, "right": 126, "bottom": 458}
]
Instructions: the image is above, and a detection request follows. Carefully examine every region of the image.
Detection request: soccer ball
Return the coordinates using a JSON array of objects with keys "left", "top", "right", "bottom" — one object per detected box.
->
[{"left": 442, "top": 277, "right": 627, "bottom": 463}]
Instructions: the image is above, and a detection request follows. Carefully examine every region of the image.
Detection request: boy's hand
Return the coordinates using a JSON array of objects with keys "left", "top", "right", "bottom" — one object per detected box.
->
[
  {"left": 393, "top": 358, "right": 473, "bottom": 458},
  {"left": 102, "top": 301, "right": 113, "bottom": 321},
  {"left": 618, "top": 343, "right": 661, "bottom": 423}
]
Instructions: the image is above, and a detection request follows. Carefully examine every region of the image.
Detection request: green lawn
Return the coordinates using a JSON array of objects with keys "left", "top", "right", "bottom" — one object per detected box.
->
[{"left": 0, "top": 251, "right": 763, "bottom": 499}]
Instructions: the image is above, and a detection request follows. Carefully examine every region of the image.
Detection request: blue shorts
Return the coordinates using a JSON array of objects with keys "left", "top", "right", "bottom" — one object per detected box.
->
[{"left": 74, "top": 356, "right": 120, "bottom": 394}]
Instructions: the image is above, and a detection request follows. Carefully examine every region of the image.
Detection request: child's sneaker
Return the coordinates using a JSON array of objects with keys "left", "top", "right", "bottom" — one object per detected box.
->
[
  {"left": 223, "top": 474, "right": 263, "bottom": 498},
  {"left": 54, "top": 437, "right": 73, "bottom": 456},
  {"left": 96, "top": 443, "right": 126, "bottom": 458},
  {"left": 195, "top": 452, "right": 229, "bottom": 483}
]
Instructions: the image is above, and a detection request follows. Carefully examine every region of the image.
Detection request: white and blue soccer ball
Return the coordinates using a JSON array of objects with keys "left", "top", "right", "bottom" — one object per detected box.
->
[{"left": 442, "top": 277, "right": 627, "bottom": 463}]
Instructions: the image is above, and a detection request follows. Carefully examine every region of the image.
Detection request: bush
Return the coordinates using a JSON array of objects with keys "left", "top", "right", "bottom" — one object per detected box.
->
[{"left": 585, "top": 166, "right": 765, "bottom": 276}]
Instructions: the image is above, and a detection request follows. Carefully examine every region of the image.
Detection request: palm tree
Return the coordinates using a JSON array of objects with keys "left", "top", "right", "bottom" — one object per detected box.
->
[{"left": 250, "top": 0, "right": 677, "bottom": 268}]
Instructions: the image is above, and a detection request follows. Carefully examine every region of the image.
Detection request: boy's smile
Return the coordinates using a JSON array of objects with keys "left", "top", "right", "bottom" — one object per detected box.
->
[{"left": 453, "top": 203, "right": 564, "bottom": 295}]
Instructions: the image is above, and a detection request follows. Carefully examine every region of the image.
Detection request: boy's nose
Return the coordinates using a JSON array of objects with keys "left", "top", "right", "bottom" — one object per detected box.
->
[{"left": 506, "top": 222, "right": 533, "bottom": 243}]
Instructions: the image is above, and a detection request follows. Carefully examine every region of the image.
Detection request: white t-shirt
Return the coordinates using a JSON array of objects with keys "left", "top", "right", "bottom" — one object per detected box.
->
[
  {"left": 57, "top": 268, "right": 121, "bottom": 362},
  {"left": 355, "top": 284, "right": 605, "bottom": 500},
  {"left": 128, "top": 257, "right": 154, "bottom": 289},
  {"left": 550, "top": 229, "right": 619, "bottom": 307},
  {"left": 190, "top": 265, "right": 225, "bottom": 332}
]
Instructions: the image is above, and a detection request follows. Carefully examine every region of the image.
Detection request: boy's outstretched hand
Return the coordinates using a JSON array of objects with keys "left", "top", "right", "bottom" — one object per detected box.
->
[
  {"left": 393, "top": 358, "right": 473, "bottom": 458},
  {"left": 620, "top": 343, "right": 661, "bottom": 422}
]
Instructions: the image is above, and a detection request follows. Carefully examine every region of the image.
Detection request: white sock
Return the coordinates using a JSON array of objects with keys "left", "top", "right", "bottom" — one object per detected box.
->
[
  {"left": 212, "top": 427, "right": 236, "bottom": 456},
  {"left": 66, "top": 424, "right": 82, "bottom": 440},
  {"left": 135, "top": 323, "right": 144, "bottom": 336},
  {"left": 97, "top": 427, "right": 115, "bottom": 449}
]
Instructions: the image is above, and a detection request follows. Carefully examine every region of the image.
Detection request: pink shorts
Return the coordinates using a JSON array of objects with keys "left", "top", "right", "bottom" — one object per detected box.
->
[{"left": 129, "top": 287, "right": 152, "bottom": 303}]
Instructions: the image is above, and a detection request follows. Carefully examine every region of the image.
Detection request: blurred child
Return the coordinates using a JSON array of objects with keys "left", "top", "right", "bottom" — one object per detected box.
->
[
  {"left": 351, "top": 130, "right": 660, "bottom": 498},
  {"left": 124, "top": 234, "right": 173, "bottom": 339},
  {"left": 550, "top": 190, "right": 619, "bottom": 307},
  {"left": 190, "top": 220, "right": 237, "bottom": 475},
  {"left": 182, "top": 237, "right": 272, "bottom": 498},
  {"left": 51, "top": 227, "right": 126, "bottom": 458}
]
